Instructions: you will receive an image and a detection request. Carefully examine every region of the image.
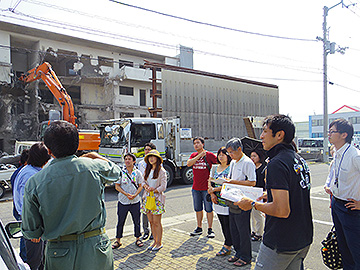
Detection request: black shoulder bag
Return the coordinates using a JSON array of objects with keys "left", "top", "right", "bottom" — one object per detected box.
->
[
  {"left": 125, "top": 171, "right": 139, "bottom": 189},
  {"left": 321, "top": 226, "right": 343, "bottom": 269}
]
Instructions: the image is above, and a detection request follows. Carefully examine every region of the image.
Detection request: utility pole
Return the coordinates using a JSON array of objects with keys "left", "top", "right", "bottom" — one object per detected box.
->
[{"left": 318, "top": 1, "right": 348, "bottom": 162}]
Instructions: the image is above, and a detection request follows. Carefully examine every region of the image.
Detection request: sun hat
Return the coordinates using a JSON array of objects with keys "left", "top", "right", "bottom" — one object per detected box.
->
[{"left": 144, "top": 149, "right": 163, "bottom": 164}]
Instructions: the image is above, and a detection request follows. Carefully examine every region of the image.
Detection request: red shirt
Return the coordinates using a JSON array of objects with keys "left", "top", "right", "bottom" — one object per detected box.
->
[{"left": 190, "top": 151, "right": 217, "bottom": 191}]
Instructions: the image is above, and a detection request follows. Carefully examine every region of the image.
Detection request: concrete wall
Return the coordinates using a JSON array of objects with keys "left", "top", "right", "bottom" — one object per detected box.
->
[{"left": 162, "top": 70, "right": 279, "bottom": 144}]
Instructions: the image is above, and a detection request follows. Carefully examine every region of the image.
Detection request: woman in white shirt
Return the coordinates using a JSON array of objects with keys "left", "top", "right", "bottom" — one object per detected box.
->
[
  {"left": 208, "top": 147, "right": 232, "bottom": 256},
  {"left": 113, "top": 153, "right": 144, "bottom": 249},
  {"left": 141, "top": 150, "right": 167, "bottom": 251}
]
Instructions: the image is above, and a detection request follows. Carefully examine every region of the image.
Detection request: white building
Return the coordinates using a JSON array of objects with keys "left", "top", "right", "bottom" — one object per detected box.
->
[{"left": 309, "top": 105, "right": 360, "bottom": 138}]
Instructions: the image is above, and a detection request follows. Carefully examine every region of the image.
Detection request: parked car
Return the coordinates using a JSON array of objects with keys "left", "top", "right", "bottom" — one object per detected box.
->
[
  {"left": 0, "top": 164, "right": 17, "bottom": 199},
  {"left": 0, "top": 220, "right": 29, "bottom": 270}
]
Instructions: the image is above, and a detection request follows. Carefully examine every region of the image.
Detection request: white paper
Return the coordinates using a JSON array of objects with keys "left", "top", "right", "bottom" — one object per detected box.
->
[{"left": 220, "top": 183, "right": 263, "bottom": 202}]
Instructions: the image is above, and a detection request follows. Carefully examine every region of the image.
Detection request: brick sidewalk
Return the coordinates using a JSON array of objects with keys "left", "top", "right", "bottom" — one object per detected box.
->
[{"left": 112, "top": 228, "right": 255, "bottom": 269}]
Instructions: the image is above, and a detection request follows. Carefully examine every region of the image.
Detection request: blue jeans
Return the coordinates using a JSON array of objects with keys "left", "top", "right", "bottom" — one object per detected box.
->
[
  {"left": 191, "top": 189, "right": 213, "bottom": 213},
  {"left": 331, "top": 197, "right": 360, "bottom": 270}
]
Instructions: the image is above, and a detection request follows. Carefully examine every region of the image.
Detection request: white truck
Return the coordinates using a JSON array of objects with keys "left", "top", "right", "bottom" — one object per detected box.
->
[
  {"left": 95, "top": 117, "right": 194, "bottom": 186},
  {"left": 0, "top": 164, "right": 16, "bottom": 199}
]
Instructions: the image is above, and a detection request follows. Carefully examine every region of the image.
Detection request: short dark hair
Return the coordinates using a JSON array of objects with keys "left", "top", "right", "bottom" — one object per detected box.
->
[
  {"left": 44, "top": 121, "right": 79, "bottom": 158},
  {"left": 263, "top": 114, "right": 295, "bottom": 144},
  {"left": 27, "top": 142, "right": 50, "bottom": 167},
  {"left": 329, "top": 118, "right": 354, "bottom": 143},
  {"left": 250, "top": 149, "right": 265, "bottom": 164},
  {"left": 124, "top": 152, "right": 136, "bottom": 162},
  {"left": 144, "top": 142, "right": 156, "bottom": 150},
  {"left": 20, "top": 149, "right": 29, "bottom": 165},
  {"left": 217, "top": 147, "right": 231, "bottom": 165},
  {"left": 193, "top": 137, "right": 205, "bottom": 145}
]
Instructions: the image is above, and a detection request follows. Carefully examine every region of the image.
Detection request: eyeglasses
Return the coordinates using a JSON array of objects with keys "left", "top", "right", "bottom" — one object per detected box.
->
[{"left": 328, "top": 130, "right": 340, "bottom": 134}]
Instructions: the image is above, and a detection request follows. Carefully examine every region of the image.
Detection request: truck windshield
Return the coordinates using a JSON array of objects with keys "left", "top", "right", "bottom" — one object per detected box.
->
[
  {"left": 130, "top": 123, "right": 156, "bottom": 147},
  {"left": 298, "top": 139, "right": 323, "bottom": 148},
  {"left": 99, "top": 121, "right": 129, "bottom": 147}
]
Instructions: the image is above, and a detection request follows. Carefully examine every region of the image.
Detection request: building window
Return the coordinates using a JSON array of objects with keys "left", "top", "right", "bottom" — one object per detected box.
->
[
  {"left": 140, "top": 89, "right": 146, "bottom": 106},
  {"left": 140, "top": 114, "right": 147, "bottom": 118},
  {"left": 66, "top": 61, "right": 79, "bottom": 76},
  {"left": 67, "top": 86, "right": 81, "bottom": 105},
  {"left": 119, "top": 86, "right": 134, "bottom": 96},
  {"left": 98, "top": 56, "right": 113, "bottom": 67},
  {"left": 349, "top": 117, "right": 360, "bottom": 124},
  {"left": 312, "top": 119, "right": 323, "bottom": 126},
  {"left": 311, "top": 133, "right": 323, "bottom": 138},
  {"left": 120, "top": 112, "right": 134, "bottom": 118},
  {"left": 119, "top": 59, "right": 133, "bottom": 68}
]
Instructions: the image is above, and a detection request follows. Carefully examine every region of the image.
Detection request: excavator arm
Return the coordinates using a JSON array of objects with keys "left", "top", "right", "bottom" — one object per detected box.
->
[{"left": 19, "top": 62, "right": 77, "bottom": 126}]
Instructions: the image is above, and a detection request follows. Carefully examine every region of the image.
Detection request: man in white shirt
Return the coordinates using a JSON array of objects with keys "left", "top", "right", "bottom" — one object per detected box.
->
[
  {"left": 138, "top": 142, "right": 156, "bottom": 240},
  {"left": 225, "top": 138, "right": 256, "bottom": 267},
  {"left": 326, "top": 118, "right": 360, "bottom": 270}
]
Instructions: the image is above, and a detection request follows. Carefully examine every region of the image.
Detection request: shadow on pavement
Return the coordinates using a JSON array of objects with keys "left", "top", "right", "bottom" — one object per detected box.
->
[{"left": 170, "top": 236, "right": 213, "bottom": 258}]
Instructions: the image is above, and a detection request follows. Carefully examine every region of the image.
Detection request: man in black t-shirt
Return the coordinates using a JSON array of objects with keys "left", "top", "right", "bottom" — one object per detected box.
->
[{"left": 235, "top": 114, "right": 313, "bottom": 270}]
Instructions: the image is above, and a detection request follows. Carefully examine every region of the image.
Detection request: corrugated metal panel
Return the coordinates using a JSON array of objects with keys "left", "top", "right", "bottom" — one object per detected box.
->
[{"left": 162, "top": 69, "right": 279, "bottom": 141}]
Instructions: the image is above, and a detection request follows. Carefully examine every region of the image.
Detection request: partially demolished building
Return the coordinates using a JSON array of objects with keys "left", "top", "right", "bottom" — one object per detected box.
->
[
  {"left": 0, "top": 21, "right": 279, "bottom": 155},
  {"left": 0, "top": 21, "right": 177, "bottom": 154}
]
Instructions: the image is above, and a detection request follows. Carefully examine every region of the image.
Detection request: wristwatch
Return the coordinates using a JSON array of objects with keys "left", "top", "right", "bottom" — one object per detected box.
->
[{"left": 251, "top": 201, "right": 256, "bottom": 209}]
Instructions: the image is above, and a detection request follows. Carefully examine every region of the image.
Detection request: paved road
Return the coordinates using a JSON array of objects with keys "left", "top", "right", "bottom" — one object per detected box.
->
[{"left": 1, "top": 162, "right": 332, "bottom": 269}]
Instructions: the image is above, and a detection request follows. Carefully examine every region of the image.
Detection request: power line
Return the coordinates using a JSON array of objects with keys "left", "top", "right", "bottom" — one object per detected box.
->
[
  {"left": 10, "top": 0, "right": 23, "bottom": 12},
  {"left": 108, "top": 0, "right": 317, "bottom": 42},
  {"left": 22, "top": 0, "right": 320, "bottom": 67},
  {"left": 0, "top": 11, "right": 322, "bottom": 75},
  {"left": 330, "top": 82, "right": 360, "bottom": 93},
  {"left": 328, "top": 65, "right": 360, "bottom": 79}
]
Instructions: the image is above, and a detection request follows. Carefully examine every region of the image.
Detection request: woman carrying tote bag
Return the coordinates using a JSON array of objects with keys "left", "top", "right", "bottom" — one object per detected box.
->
[{"left": 141, "top": 150, "right": 167, "bottom": 251}]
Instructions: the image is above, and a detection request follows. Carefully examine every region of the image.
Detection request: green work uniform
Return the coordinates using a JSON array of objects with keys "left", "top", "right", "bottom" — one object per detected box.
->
[{"left": 22, "top": 155, "right": 122, "bottom": 270}]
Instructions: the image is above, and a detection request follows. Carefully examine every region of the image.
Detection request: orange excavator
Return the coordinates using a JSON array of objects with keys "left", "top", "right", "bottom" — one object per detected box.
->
[{"left": 19, "top": 62, "right": 100, "bottom": 151}]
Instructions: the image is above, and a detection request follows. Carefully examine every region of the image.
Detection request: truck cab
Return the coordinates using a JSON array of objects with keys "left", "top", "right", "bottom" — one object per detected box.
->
[{"left": 96, "top": 117, "right": 193, "bottom": 186}]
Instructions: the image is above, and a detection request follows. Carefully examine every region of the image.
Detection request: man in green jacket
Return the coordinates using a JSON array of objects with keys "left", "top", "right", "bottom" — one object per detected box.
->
[{"left": 22, "top": 121, "right": 122, "bottom": 270}]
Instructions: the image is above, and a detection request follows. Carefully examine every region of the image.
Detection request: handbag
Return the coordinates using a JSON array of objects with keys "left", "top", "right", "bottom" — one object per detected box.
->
[
  {"left": 321, "top": 226, "right": 342, "bottom": 269},
  {"left": 145, "top": 191, "right": 157, "bottom": 210}
]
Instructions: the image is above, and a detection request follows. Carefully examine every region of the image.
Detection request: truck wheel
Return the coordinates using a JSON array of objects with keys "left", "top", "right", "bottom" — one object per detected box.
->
[
  {"left": 181, "top": 167, "right": 193, "bottom": 185},
  {"left": 0, "top": 185, "right": 5, "bottom": 199},
  {"left": 163, "top": 164, "right": 174, "bottom": 187}
]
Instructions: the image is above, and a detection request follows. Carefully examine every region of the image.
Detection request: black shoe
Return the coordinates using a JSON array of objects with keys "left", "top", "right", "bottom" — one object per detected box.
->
[
  {"left": 207, "top": 228, "right": 215, "bottom": 238},
  {"left": 190, "top": 227, "right": 202, "bottom": 236},
  {"left": 149, "top": 234, "right": 153, "bottom": 240},
  {"left": 142, "top": 232, "right": 150, "bottom": 240}
]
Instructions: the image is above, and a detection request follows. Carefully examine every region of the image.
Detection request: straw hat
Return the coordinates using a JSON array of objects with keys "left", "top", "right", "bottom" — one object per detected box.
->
[{"left": 144, "top": 149, "right": 163, "bottom": 164}]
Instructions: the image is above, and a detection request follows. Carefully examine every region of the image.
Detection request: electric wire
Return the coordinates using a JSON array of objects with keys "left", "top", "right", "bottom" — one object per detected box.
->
[
  {"left": 10, "top": 0, "right": 22, "bottom": 12},
  {"left": 0, "top": 10, "right": 322, "bottom": 75},
  {"left": 330, "top": 82, "right": 360, "bottom": 93},
  {"left": 108, "top": 0, "right": 318, "bottom": 42},
  {"left": 22, "top": 0, "right": 321, "bottom": 67}
]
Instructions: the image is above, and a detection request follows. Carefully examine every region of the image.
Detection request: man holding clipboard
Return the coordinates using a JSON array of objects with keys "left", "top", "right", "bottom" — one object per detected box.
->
[
  {"left": 235, "top": 114, "right": 313, "bottom": 270},
  {"left": 224, "top": 138, "right": 256, "bottom": 267}
]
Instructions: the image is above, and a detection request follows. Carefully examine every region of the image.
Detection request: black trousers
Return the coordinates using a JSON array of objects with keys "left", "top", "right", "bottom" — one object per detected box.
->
[
  {"left": 24, "top": 239, "right": 45, "bottom": 270},
  {"left": 229, "top": 210, "right": 252, "bottom": 262},
  {"left": 116, "top": 201, "right": 141, "bottom": 238},
  {"left": 217, "top": 213, "right": 232, "bottom": 247}
]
